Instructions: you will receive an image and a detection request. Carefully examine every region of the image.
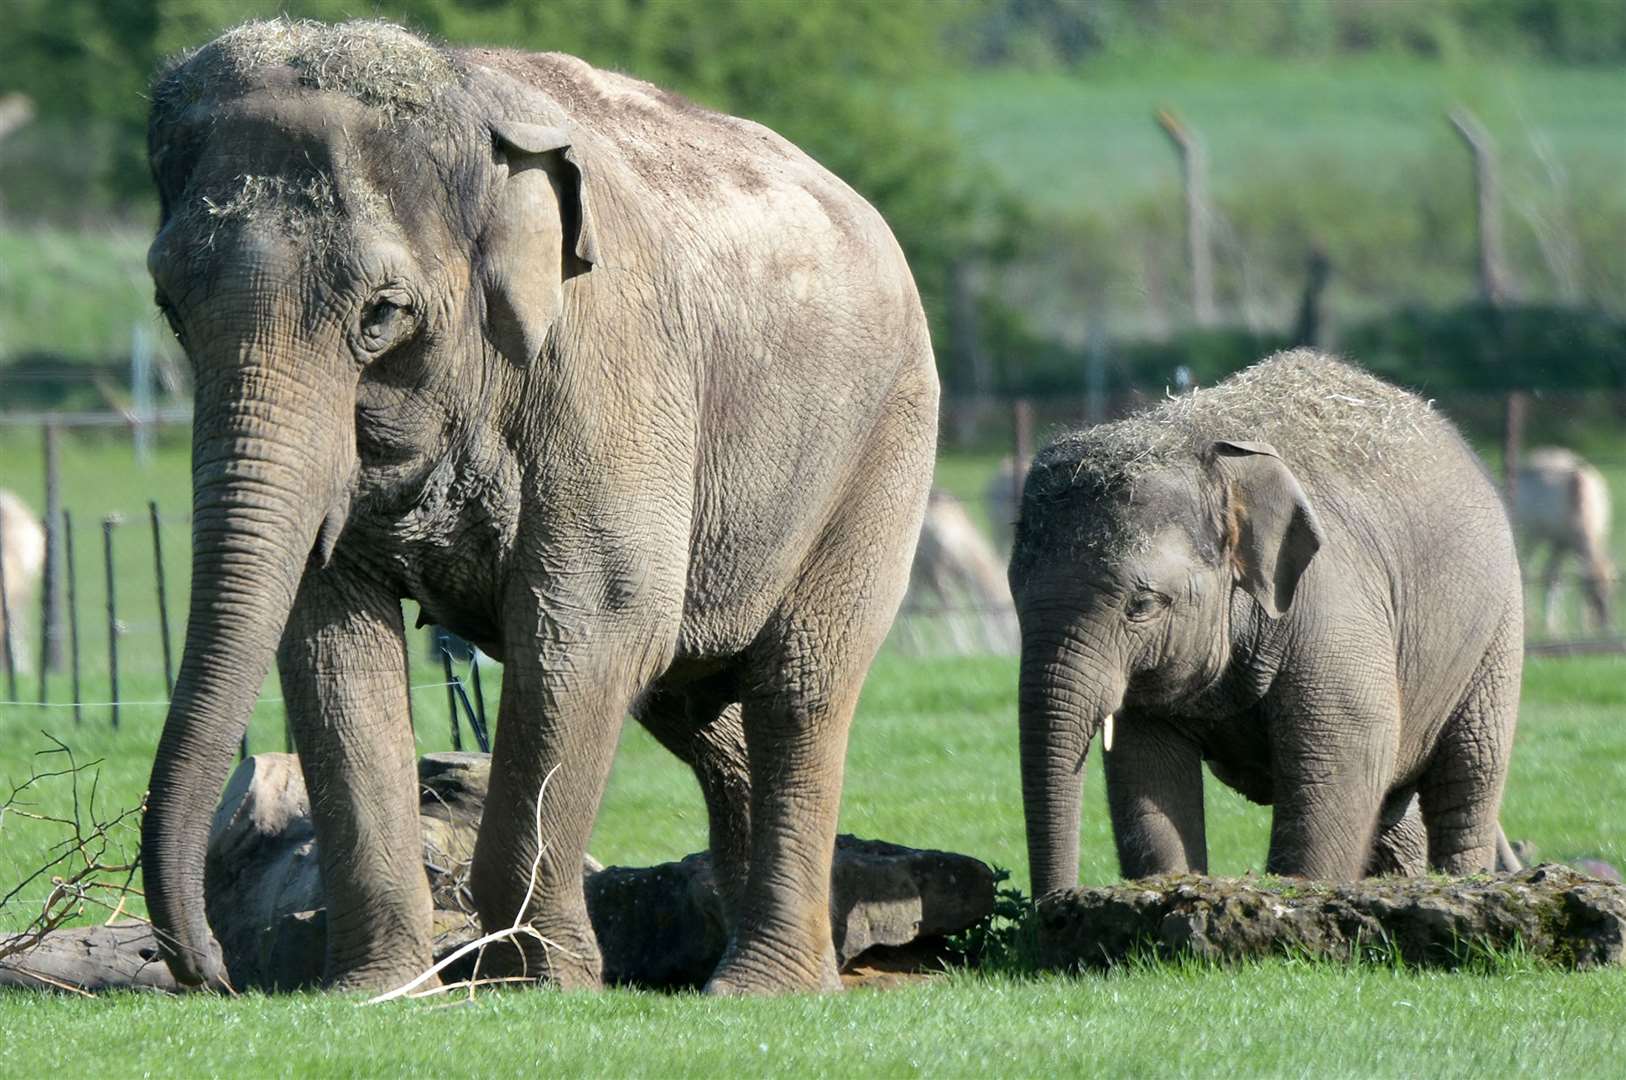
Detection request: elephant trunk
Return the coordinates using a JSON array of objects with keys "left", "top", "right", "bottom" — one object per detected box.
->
[
  {"left": 1018, "top": 623, "right": 1124, "bottom": 899},
  {"left": 142, "top": 357, "right": 354, "bottom": 987}
]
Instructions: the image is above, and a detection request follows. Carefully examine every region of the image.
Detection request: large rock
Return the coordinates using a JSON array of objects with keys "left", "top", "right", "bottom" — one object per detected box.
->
[
  {"left": 204, "top": 752, "right": 995, "bottom": 991},
  {"left": 1036, "top": 865, "right": 1626, "bottom": 972}
]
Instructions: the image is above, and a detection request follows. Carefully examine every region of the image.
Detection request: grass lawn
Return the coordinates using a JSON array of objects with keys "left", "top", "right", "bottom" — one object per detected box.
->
[
  {"left": 2, "top": 964, "right": 1623, "bottom": 1077},
  {"left": 1, "top": 438, "right": 1623, "bottom": 1075},
  {"left": 0, "top": 645, "right": 1620, "bottom": 1075},
  {"left": 926, "top": 52, "right": 1626, "bottom": 217}
]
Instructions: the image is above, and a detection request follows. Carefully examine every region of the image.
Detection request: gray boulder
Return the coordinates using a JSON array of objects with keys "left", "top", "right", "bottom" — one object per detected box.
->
[
  {"left": 204, "top": 752, "right": 995, "bottom": 991},
  {"left": 1036, "top": 864, "right": 1626, "bottom": 972}
]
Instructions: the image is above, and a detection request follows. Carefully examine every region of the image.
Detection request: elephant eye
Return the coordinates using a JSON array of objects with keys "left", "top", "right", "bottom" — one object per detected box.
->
[
  {"left": 359, "top": 290, "right": 417, "bottom": 353},
  {"left": 1125, "top": 589, "right": 1171, "bottom": 622},
  {"left": 155, "top": 293, "right": 185, "bottom": 344}
]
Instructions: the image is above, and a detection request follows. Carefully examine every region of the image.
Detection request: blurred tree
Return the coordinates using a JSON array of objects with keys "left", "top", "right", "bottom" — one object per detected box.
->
[
  {"left": 0, "top": 0, "right": 1015, "bottom": 389},
  {"left": 953, "top": 0, "right": 1626, "bottom": 66}
]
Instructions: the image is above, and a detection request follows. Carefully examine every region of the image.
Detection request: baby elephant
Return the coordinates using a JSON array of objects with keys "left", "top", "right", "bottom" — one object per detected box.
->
[{"left": 1011, "top": 351, "right": 1521, "bottom": 893}]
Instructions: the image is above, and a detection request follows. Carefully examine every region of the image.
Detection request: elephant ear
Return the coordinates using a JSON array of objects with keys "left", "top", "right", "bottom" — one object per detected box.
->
[
  {"left": 479, "top": 121, "right": 599, "bottom": 366},
  {"left": 1213, "top": 439, "right": 1325, "bottom": 619}
]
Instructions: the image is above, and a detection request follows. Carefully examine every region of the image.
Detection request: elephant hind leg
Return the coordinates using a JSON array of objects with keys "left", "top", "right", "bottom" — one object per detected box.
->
[
  {"left": 1365, "top": 789, "right": 1427, "bottom": 877},
  {"left": 707, "top": 372, "right": 934, "bottom": 996},
  {"left": 1418, "top": 611, "right": 1522, "bottom": 875},
  {"left": 635, "top": 687, "right": 752, "bottom": 927}
]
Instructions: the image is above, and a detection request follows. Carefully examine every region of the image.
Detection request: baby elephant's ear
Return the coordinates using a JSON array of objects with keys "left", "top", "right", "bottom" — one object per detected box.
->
[
  {"left": 1213, "top": 440, "right": 1325, "bottom": 618},
  {"left": 479, "top": 121, "right": 599, "bottom": 366}
]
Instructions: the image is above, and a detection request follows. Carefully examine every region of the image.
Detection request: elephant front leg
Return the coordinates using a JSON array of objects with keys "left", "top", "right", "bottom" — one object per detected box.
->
[
  {"left": 1104, "top": 718, "right": 1207, "bottom": 878},
  {"left": 468, "top": 613, "right": 660, "bottom": 989},
  {"left": 1266, "top": 693, "right": 1398, "bottom": 880},
  {"left": 278, "top": 568, "right": 433, "bottom": 992}
]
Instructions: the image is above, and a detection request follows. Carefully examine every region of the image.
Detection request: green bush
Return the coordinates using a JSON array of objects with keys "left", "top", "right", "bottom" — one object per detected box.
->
[{"left": 990, "top": 301, "right": 1626, "bottom": 412}]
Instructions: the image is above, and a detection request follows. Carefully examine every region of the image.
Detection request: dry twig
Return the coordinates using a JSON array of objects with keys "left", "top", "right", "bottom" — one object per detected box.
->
[
  {"left": 0, "top": 735, "right": 145, "bottom": 972},
  {"left": 366, "top": 764, "right": 569, "bottom": 1005}
]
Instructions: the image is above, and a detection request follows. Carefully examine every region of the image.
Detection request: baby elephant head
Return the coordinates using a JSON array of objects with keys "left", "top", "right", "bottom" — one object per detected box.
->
[{"left": 1008, "top": 437, "right": 1325, "bottom": 896}]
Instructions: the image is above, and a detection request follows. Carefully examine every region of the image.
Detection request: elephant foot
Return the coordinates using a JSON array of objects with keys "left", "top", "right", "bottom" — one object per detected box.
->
[
  {"left": 327, "top": 955, "right": 439, "bottom": 995},
  {"left": 704, "top": 942, "right": 842, "bottom": 995},
  {"left": 477, "top": 924, "right": 604, "bottom": 991}
]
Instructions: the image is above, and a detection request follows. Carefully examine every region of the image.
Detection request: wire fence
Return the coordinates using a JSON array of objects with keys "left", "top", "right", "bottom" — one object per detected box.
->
[
  {"left": 0, "top": 432, "right": 496, "bottom": 752},
  {"left": 2, "top": 391, "right": 1623, "bottom": 740}
]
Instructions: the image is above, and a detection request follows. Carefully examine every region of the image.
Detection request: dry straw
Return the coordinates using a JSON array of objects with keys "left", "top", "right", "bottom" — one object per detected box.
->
[
  {"left": 1030, "top": 350, "right": 1439, "bottom": 502},
  {"left": 153, "top": 18, "right": 462, "bottom": 129}
]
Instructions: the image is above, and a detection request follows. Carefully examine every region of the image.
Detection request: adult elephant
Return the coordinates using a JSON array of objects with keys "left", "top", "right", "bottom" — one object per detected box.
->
[
  {"left": 142, "top": 20, "right": 937, "bottom": 995},
  {"left": 1010, "top": 353, "right": 1521, "bottom": 894}
]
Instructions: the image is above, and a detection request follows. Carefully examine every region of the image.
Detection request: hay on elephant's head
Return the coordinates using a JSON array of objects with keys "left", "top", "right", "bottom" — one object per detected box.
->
[
  {"left": 152, "top": 20, "right": 448, "bottom": 255},
  {"left": 152, "top": 18, "right": 462, "bottom": 128},
  {"left": 1015, "top": 351, "right": 1440, "bottom": 566},
  {"left": 1029, "top": 350, "right": 1436, "bottom": 502}
]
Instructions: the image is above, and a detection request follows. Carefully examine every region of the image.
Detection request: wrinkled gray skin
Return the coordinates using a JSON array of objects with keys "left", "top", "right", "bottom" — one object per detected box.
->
[
  {"left": 1011, "top": 353, "right": 1521, "bottom": 895},
  {"left": 142, "top": 21, "right": 936, "bottom": 995}
]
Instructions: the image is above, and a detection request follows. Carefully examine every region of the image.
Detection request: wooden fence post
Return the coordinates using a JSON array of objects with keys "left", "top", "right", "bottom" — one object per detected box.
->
[
  {"left": 1291, "top": 247, "right": 1332, "bottom": 348},
  {"left": 1012, "top": 399, "right": 1034, "bottom": 511},
  {"left": 1449, "top": 108, "right": 1515, "bottom": 306},
  {"left": 38, "top": 423, "right": 63, "bottom": 702},
  {"left": 1155, "top": 107, "right": 1216, "bottom": 327},
  {"left": 1503, "top": 390, "right": 1528, "bottom": 506}
]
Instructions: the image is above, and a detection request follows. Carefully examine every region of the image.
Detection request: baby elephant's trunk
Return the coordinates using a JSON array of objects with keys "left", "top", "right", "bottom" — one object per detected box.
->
[{"left": 1018, "top": 625, "right": 1124, "bottom": 898}]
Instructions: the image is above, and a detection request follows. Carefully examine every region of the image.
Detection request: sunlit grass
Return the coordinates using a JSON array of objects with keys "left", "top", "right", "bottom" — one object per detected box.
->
[{"left": 0, "top": 440, "right": 1622, "bottom": 1076}]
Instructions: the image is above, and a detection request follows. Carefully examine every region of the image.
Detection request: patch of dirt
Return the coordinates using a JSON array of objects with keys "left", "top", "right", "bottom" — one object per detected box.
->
[{"left": 839, "top": 938, "right": 955, "bottom": 990}]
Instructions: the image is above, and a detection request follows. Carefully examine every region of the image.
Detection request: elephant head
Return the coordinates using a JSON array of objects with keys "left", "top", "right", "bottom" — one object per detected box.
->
[
  {"left": 1008, "top": 434, "right": 1324, "bottom": 897},
  {"left": 140, "top": 21, "right": 599, "bottom": 985}
]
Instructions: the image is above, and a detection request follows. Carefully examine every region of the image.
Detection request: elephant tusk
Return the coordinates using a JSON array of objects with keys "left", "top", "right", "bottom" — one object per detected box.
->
[{"left": 1102, "top": 712, "right": 1115, "bottom": 753}]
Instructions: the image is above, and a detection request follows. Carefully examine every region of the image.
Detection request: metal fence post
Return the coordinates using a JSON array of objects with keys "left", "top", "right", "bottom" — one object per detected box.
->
[
  {"left": 64, "top": 510, "right": 81, "bottom": 725},
  {"left": 102, "top": 515, "right": 121, "bottom": 728},
  {"left": 442, "top": 645, "right": 463, "bottom": 752},
  {"left": 149, "top": 501, "right": 175, "bottom": 696}
]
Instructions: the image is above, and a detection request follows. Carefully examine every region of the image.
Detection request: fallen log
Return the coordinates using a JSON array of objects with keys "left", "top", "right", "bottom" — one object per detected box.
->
[
  {"left": 0, "top": 923, "right": 178, "bottom": 994},
  {"left": 1036, "top": 864, "right": 1626, "bottom": 972}
]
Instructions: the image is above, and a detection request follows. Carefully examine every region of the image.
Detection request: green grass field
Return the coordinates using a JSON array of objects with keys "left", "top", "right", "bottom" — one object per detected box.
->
[
  {"left": 928, "top": 52, "right": 1626, "bottom": 216},
  {"left": 1, "top": 432, "right": 1624, "bottom": 1076},
  {"left": 0, "top": 648, "right": 1622, "bottom": 1076}
]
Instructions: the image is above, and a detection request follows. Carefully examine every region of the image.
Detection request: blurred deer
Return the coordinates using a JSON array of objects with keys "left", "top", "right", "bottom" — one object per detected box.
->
[
  {"left": 1514, "top": 447, "right": 1615, "bottom": 634},
  {"left": 0, "top": 490, "right": 46, "bottom": 673}
]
